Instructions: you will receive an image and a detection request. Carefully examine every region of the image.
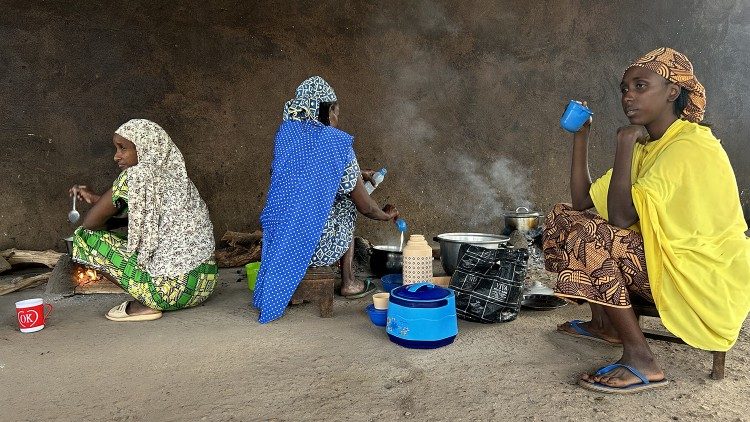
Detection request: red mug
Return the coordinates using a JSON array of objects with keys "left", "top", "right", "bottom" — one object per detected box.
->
[{"left": 15, "top": 298, "right": 53, "bottom": 333}]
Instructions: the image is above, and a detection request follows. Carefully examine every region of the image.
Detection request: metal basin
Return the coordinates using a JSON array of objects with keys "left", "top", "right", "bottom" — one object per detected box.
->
[
  {"left": 370, "top": 245, "right": 403, "bottom": 277},
  {"left": 433, "top": 233, "right": 510, "bottom": 275}
]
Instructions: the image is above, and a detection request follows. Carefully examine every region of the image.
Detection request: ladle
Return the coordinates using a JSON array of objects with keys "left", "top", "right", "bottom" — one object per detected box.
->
[{"left": 68, "top": 195, "right": 80, "bottom": 224}]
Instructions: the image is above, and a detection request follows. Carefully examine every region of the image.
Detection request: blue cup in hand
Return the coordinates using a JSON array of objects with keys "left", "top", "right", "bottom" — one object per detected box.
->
[{"left": 560, "top": 100, "right": 594, "bottom": 133}]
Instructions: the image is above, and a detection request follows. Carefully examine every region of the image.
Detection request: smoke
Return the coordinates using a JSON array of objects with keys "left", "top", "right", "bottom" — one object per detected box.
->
[
  {"left": 451, "top": 154, "right": 534, "bottom": 225},
  {"left": 369, "top": 4, "right": 539, "bottom": 230},
  {"left": 390, "top": 100, "right": 437, "bottom": 147},
  {"left": 414, "top": 1, "right": 460, "bottom": 34}
]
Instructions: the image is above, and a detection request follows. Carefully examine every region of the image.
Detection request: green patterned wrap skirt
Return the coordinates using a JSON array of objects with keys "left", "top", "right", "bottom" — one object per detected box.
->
[{"left": 72, "top": 227, "right": 218, "bottom": 311}]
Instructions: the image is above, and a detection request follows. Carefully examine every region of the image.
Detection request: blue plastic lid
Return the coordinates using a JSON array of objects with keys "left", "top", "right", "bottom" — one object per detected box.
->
[
  {"left": 379, "top": 167, "right": 387, "bottom": 176},
  {"left": 395, "top": 218, "right": 407, "bottom": 232},
  {"left": 392, "top": 282, "right": 451, "bottom": 301}
]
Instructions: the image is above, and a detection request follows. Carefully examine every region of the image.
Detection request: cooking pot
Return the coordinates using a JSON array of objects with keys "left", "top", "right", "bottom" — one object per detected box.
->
[
  {"left": 370, "top": 245, "right": 403, "bottom": 277},
  {"left": 386, "top": 282, "right": 458, "bottom": 349},
  {"left": 503, "top": 207, "right": 541, "bottom": 233},
  {"left": 64, "top": 236, "right": 74, "bottom": 256},
  {"left": 433, "top": 233, "right": 510, "bottom": 275}
]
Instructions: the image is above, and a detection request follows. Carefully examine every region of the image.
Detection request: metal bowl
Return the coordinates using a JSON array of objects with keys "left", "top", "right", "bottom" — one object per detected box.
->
[
  {"left": 521, "top": 294, "right": 567, "bottom": 310},
  {"left": 433, "top": 233, "right": 510, "bottom": 275},
  {"left": 370, "top": 245, "right": 403, "bottom": 277}
]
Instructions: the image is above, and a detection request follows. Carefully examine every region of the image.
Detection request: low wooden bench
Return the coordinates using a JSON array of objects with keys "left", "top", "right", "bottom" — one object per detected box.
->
[
  {"left": 290, "top": 266, "right": 338, "bottom": 318},
  {"left": 632, "top": 301, "right": 726, "bottom": 380}
]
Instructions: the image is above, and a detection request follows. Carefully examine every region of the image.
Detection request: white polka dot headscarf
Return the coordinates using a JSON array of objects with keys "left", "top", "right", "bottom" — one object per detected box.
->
[{"left": 283, "top": 76, "right": 337, "bottom": 122}]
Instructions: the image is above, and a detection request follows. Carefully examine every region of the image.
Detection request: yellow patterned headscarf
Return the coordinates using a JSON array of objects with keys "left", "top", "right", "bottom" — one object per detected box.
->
[{"left": 625, "top": 47, "right": 706, "bottom": 123}]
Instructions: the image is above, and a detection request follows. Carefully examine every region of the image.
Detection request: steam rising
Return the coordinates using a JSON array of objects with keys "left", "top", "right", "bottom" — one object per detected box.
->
[{"left": 451, "top": 155, "right": 534, "bottom": 225}]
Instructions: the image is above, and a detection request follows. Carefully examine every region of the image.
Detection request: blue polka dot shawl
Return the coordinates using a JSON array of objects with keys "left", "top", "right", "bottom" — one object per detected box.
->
[{"left": 254, "top": 120, "right": 354, "bottom": 323}]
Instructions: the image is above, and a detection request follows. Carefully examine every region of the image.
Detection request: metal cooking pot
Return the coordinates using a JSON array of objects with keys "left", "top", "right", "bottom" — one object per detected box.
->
[
  {"left": 64, "top": 236, "right": 74, "bottom": 256},
  {"left": 433, "top": 233, "right": 510, "bottom": 275},
  {"left": 370, "top": 245, "right": 403, "bottom": 277},
  {"left": 503, "top": 207, "right": 541, "bottom": 233}
]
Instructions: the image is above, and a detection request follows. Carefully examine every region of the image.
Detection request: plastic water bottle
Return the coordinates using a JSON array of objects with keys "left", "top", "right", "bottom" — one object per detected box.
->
[{"left": 364, "top": 168, "right": 387, "bottom": 195}]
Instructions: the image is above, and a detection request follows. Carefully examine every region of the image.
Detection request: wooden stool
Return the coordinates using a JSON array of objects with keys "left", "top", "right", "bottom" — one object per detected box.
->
[
  {"left": 632, "top": 301, "right": 726, "bottom": 380},
  {"left": 290, "top": 266, "right": 338, "bottom": 318}
]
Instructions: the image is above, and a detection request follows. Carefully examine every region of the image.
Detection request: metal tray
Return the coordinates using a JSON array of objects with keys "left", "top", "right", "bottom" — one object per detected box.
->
[{"left": 521, "top": 294, "right": 567, "bottom": 310}]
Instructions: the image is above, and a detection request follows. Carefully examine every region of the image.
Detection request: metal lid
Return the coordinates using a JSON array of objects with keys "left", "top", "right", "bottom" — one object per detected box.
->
[
  {"left": 505, "top": 206, "right": 541, "bottom": 218},
  {"left": 373, "top": 245, "right": 403, "bottom": 252},
  {"left": 434, "top": 233, "right": 510, "bottom": 245}
]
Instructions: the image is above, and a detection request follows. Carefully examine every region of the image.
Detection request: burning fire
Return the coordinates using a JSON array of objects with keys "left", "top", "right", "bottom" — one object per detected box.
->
[{"left": 73, "top": 266, "right": 100, "bottom": 285}]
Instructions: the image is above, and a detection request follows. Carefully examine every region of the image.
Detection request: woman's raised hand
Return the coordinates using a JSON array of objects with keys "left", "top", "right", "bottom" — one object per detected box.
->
[
  {"left": 361, "top": 169, "right": 376, "bottom": 185},
  {"left": 69, "top": 185, "right": 100, "bottom": 204},
  {"left": 382, "top": 204, "right": 399, "bottom": 221},
  {"left": 579, "top": 101, "right": 593, "bottom": 130},
  {"left": 616, "top": 125, "right": 649, "bottom": 145}
]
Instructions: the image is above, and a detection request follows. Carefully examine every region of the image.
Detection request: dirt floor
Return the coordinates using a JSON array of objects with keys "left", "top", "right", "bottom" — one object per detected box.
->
[{"left": 1, "top": 264, "right": 749, "bottom": 422}]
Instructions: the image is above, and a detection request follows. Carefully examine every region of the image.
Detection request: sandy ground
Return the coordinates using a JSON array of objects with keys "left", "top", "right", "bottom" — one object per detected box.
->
[{"left": 1, "top": 264, "right": 749, "bottom": 422}]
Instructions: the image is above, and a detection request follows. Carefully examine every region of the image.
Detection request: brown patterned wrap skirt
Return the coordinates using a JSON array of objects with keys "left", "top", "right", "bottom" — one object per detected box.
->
[{"left": 542, "top": 203, "right": 654, "bottom": 308}]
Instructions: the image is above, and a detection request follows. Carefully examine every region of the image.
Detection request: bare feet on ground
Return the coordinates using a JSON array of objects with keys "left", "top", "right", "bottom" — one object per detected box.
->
[
  {"left": 340, "top": 278, "right": 364, "bottom": 296},
  {"left": 557, "top": 320, "right": 622, "bottom": 344}
]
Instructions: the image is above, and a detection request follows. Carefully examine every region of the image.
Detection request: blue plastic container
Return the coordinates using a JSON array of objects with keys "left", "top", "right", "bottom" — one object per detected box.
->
[
  {"left": 560, "top": 100, "right": 594, "bottom": 133},
  {"left": 381, "top": 273, "right": 403, "bottom": 293},
  {"left": 366, "top": 304, "right": 387, "bottom": 327},
  {"left": 386, "top": 282, "right": 458, "bottom": 349}
]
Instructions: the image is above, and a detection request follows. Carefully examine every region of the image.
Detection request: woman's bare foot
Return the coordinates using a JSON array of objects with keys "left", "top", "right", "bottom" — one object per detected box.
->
[
  {"left": 339, "top": 278, "right": 364, "bottom": 296},
  {"left": 557, "top": 320, "right": 622, "bottom": 344},
  {"left": 125, "top": 301, "right": 161, "bottom": 316},
  {"left": 581, "top": 355, "right": 665, "bottom": 388}
]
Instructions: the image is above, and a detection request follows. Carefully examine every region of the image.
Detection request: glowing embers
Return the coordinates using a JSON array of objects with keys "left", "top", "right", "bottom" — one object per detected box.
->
[
  {"left": 71, "top": 265, "right": 122, "bottom": 294},
  {"left": 73, "top": 266, "right": 100, "bottom": 286}
]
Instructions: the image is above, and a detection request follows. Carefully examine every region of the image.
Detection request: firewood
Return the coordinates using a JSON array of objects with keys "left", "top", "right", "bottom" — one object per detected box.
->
[
  {"left": 220, "top": 230, "right": 262, "bottom": 248},
  {"left": 0, "top": 272, "right": 51, "bottom": 296},
  {"left": 214, "top": 243, "right": 262, "bottom": 268},
  {"left": 0, "top": 249, "right": 63, "bottom": 268},
  {"left": 74, "top": 277, "right": 123, "bottom": 295},
  {"left": 0, "top": 256, "right": 10, "bottom": 274}
]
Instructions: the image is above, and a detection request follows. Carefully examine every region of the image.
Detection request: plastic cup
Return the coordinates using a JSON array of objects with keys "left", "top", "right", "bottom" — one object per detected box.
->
[
  {"left": 372, "top": 292, "right": 390, "bottom": 310},
  {"left": 560, "top": 100, "right": 593, "bottom": 133},
  {"left": 15, "top": 298, "right": 53, "bottom": 333},
  {"left": 245, "top": 262, "right": 261, "bottom": 291}
]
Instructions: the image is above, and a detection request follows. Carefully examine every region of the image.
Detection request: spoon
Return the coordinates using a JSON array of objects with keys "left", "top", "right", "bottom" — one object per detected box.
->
[{"left": 68, "top": 194, "right": 80, "bottom": 224}]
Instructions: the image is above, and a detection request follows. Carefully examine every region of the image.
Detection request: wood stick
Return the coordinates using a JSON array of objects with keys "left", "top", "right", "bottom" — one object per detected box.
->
[
  {"left": 0, "top": 249, "right": 63, "bottom": 268},
  {"left": 215, "top": 244, "right": 262, "bottom": 268},
  {"left": 220, "top": 230, "right": 262, "bottom": 248},
  {"left": 0, "top": 272, "right": 51, "bottom": 296},
  {"left": 0, "top": 256, "right": 10, "bottom": 274}
]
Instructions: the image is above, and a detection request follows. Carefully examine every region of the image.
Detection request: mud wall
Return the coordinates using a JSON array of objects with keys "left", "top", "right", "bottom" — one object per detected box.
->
[{"left": 1, "top": 0, "right": 749, "bottom": 250}]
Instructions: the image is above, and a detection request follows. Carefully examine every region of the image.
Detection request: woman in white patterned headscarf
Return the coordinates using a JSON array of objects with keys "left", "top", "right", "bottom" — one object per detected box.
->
[{"left": 69, "top": 119, "right": 217, "bottom": 322}]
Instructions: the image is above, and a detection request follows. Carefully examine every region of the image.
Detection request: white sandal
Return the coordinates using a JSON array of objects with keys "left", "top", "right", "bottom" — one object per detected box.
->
[{"left": 105, "top": 301, "right": 163, "bottom": 322}]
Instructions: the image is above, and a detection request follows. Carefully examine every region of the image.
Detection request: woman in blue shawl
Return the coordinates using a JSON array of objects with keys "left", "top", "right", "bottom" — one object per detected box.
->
[{"left": 254, "top": 76, "right": 399, "bottom": 323}]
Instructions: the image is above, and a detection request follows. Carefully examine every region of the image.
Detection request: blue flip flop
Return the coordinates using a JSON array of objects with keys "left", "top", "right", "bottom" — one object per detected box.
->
[
  {"left": 578, "top": 363, "right": 669, "bottom": 394},
  {"left": 559, "top": 320, "right": 622, "bottom": 346}
]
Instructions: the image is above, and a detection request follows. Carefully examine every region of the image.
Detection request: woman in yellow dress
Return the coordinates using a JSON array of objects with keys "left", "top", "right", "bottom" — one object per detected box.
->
[{"left": 544, "top": 48, "right": 750, "bottom": 393}]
